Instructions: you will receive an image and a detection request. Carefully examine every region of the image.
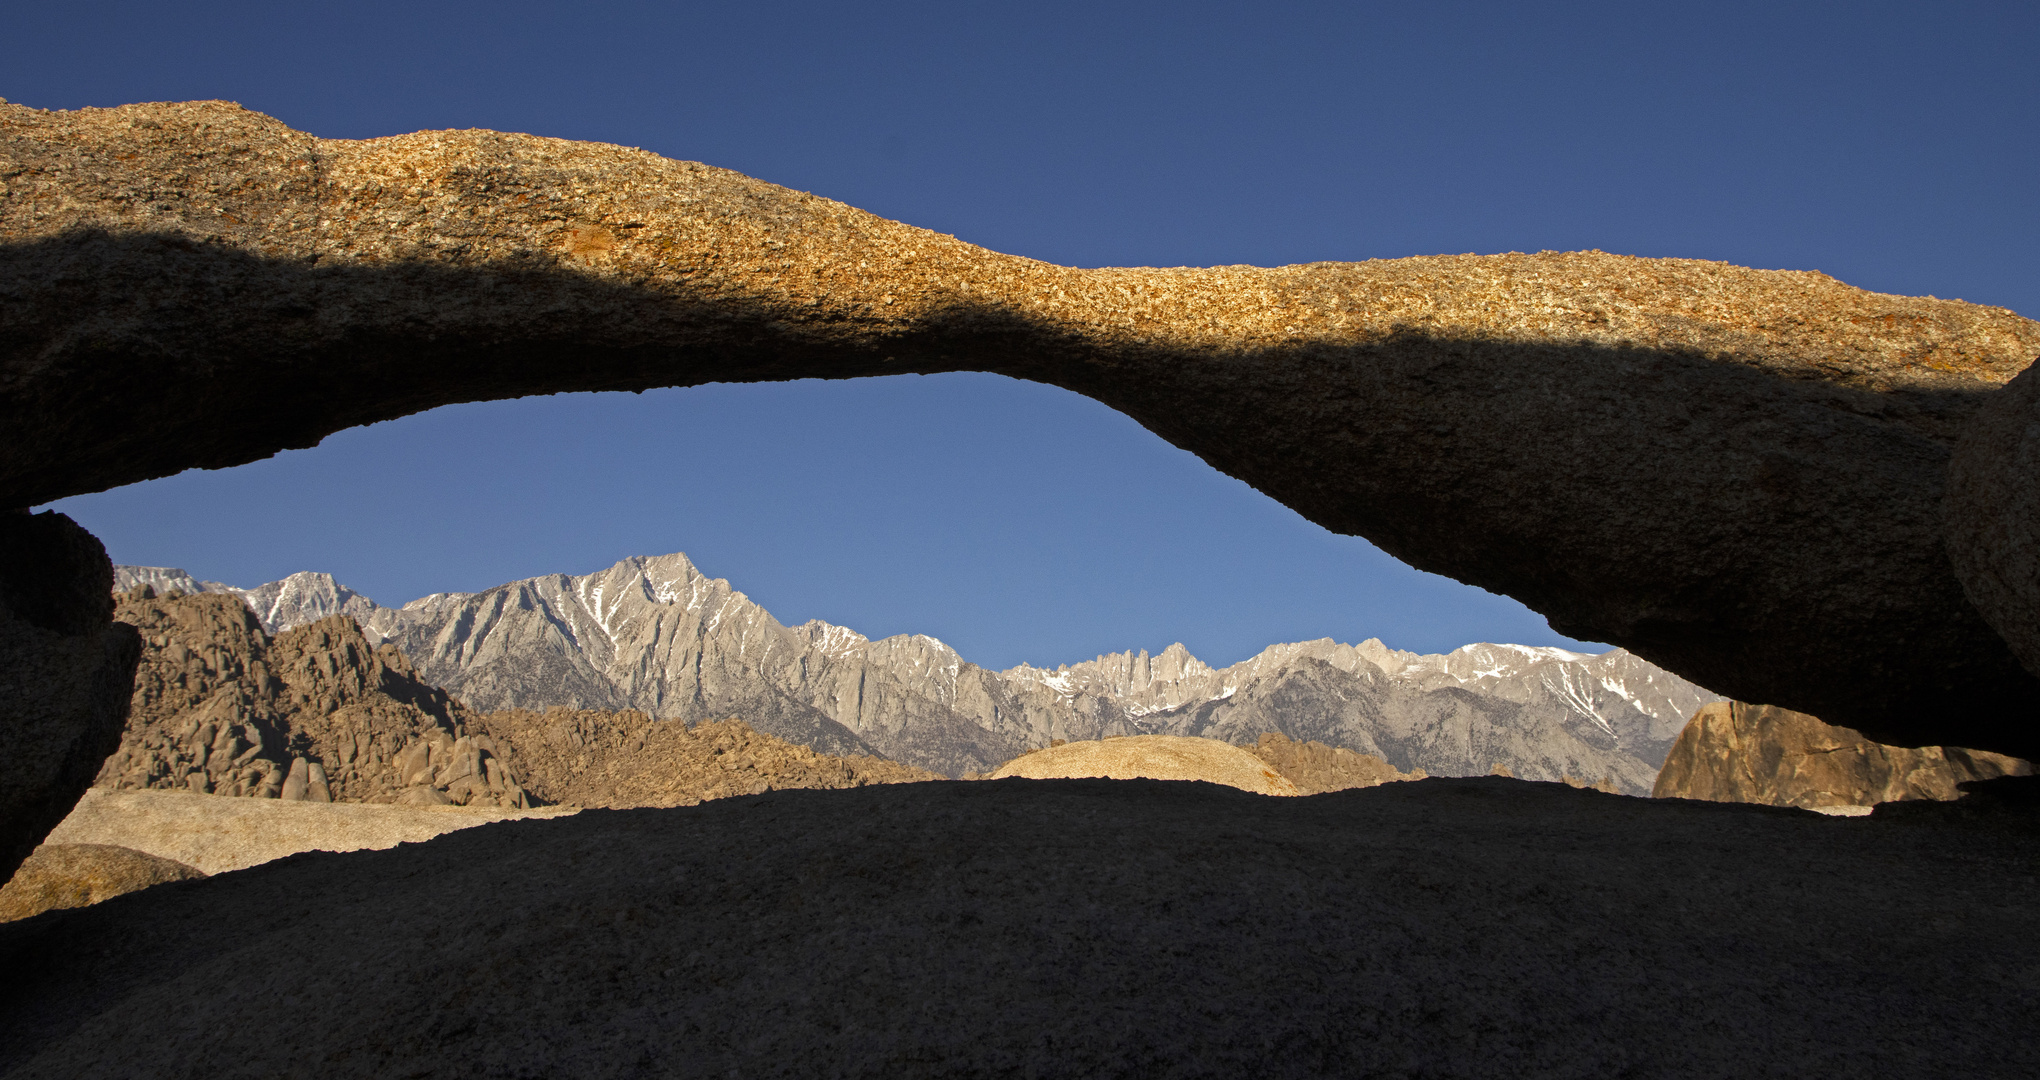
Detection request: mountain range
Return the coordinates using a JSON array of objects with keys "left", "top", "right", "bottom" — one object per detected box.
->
[{"left": 114, "top": 555, "right": 1721, "bottom": 790}]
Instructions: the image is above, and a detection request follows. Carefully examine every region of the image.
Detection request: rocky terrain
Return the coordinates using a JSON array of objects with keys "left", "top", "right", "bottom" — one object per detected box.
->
[
  {"left": 469, "top": 710, "right": 937, "bottom": 808},
  {"left": 3, "top": 777, "right": 2037, "bottom": 1077},
  {"left": 1246, "top": 730, "right": 1427, "bottom": 794},
  {"left": 1654, "top": 701, "right": 2032, "bottom": 808},
  {"left": 9, "top": 100, "right": 2040, "bottom": 753},
  {"left": 96, "top": 585, "right": 946, "bottom": 814},
  {"left": 102, "top": 585, "right": 532, "bottom": 809},
  {"left": 117, "top": 557, "right": 1718, "bottom": 790}
]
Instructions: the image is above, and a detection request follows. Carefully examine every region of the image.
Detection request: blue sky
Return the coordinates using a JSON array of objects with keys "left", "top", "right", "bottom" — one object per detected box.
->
[{"left": 14, "top": 1, "right": 2039, "bottom": 671}]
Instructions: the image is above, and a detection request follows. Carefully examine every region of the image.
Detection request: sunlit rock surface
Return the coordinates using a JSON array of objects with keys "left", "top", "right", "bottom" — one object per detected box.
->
[{"left": 1653, "top": 700, "right": 2031, "bottom": 809}]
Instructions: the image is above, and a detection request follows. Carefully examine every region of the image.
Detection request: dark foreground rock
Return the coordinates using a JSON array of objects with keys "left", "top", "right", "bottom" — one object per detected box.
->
[
  {"left": 1948, "top": 362, "right": 2040, "bottom": 681},
  {"left": 0, "top": 512, "right": 140, "bottom": 884},
  {"left": 2, "top": 778, "right": 2035, "bottom": 1078},
  {"left": 5, "top": 100, "right": 2039, "bottom": 753},
  {"left": 1653, "top": 701, "right": 2031, "bottom": 809}
]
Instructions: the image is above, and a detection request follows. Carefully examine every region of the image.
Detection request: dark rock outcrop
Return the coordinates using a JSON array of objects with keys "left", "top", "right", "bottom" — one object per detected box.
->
[
  {"left": 0, "top": 512, "right": 140, "bottom": 884},
  {"left": 0, "top": 843, "right": 203, "bottom": 923},
  {"left": 1652, "top": 700, "right": 2031, "bottom": 809},
  {"left": 1947, "top": 362, "right": 2040, "bottom": 680},
  {"left": 2, "top": 779, "right": 2037, "bottom": 1076},
  {"left": 5, "top": 100, "right": 2039, "bottom": 754}
]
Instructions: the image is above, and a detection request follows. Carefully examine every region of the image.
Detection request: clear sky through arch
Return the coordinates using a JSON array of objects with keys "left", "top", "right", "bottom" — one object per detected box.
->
[{"left": 14, "top": 0, "right": 2038, "bottom": 671}]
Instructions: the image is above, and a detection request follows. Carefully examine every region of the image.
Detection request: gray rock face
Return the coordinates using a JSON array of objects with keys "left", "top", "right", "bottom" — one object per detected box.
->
[
  {"left": 8, "top": 100, "right": 2040, "bottom": 753},
  {"left": 119, "top": 555, "right": 1719, "bottom": 788},
  {"left": 111, "top": 567, "right": 384, "bottom": 635},
  {"left": 1127, "top": 642, "right": 1713, "bottom": 794},
  {"left": 3, "top": 779, "right": 2037, "bottom": 1077},
  {"left": 1947, "top": 364, "right": 2040, "bottom": 681},
  {"left": 0, "top": 513, "right": 141, "bottom": 884}
]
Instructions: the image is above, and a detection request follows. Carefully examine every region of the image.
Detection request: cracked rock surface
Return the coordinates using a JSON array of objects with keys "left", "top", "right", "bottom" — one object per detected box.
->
[
  {"left": 1, "top": 778, "right": 2036, "bottom": 1078},
  {"left": 5, "top": 100, "right": 2039, "bottom": 751}
]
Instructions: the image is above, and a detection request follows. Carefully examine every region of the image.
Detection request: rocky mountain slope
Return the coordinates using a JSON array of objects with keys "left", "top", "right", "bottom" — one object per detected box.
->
[
  {"left": 119, "top": 556, "right": 1721, "bottom": 790},
  {"left": 102, "top": 585, "right": 533, "bottom": 808},
  {"left": 95, "top": 586, "right": 940, "bottom": 812}
]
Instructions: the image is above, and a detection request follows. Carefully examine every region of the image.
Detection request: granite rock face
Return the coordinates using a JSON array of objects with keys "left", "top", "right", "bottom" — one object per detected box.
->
[
  {"left": 2, "top": 779, "right": 2037, "bottom": 1077},
  {"left": 0, "top": 512, "right": 140, "bottom": 884},
  {"left": 102, "top": 587, "right": 533, "bottom": 809},
  {"left": 0, "top": 842, "right": 202, "bottom": 922},
  {"left": 6, "top": 100, "right": 2039, "bottom": 753},
  {"left": 1652, "top": 701, "right": 2032, "bottom": 809},
  {"left": 1947, "top": 363, "right": 2040, "bottom": 681}
]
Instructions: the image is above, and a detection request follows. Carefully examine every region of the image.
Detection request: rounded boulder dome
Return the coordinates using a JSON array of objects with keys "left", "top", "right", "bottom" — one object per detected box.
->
[{"left": 987, "top": 736, "right": 1300, "bottom": 796}]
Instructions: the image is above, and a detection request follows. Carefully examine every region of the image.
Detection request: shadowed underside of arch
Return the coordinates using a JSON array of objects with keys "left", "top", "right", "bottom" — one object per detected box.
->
[{"left": 4, "top": 98, "right": 2038, "bottom": 760}]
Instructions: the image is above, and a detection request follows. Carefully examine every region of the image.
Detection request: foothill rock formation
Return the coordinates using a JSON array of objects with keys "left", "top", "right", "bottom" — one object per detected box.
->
[
  {"left": 5, "top": 98, "right": 2040, "bottom": 766},
  {"left": 1652, "top": 700, "right": 2030, "bottom": 809},
  {"left": 97, "top": 585, "right": 938, "bottom": 812}
]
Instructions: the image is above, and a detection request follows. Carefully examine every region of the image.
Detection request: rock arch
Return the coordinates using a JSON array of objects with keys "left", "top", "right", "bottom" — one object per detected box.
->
[{"left": 3, "top": 99, "right": 2037, "bottom": 829}]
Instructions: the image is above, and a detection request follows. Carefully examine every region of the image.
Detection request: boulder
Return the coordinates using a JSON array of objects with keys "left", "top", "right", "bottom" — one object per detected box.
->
[
  {"left": 0, "top": 842, "right": 202, "bottom": 922},
  {"left": 4, "top": 100, "right": 2040, "bottom": 754},
  {"left": 1652, "top": 701, "right": 2031, "bottom": 809},
  {"left": 0, "top": 512, "right": 141, "bottom": 884},
  {"left": 987, "top": 735, "right": 1300, "bottom": 795}
]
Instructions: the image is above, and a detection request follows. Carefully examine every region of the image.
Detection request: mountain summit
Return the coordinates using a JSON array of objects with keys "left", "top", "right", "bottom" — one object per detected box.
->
[{"left": 115, "top": 556, "right": 1719, "bottom": 788}]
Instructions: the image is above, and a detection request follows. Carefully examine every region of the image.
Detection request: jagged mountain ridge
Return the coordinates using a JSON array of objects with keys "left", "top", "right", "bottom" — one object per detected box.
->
[{"left": 113, "top": 557, "right": 1722, "bottom": 788}]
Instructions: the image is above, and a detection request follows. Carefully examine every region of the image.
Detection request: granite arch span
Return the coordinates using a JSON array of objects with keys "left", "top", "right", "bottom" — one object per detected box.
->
[{"left": 3, "top": 100, "right": 2037, "bottom": 879}]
